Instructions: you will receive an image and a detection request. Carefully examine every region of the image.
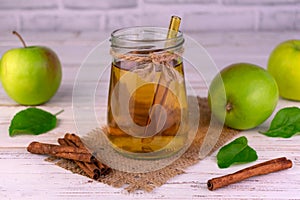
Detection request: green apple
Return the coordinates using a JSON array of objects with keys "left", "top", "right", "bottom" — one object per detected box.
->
[
  {"left": 267, "top": 40, "right": 300, "bottom": 101},
  {"left": 0, "top": 31, "right": 62, "bottom": 105},
  {"left": 208, "top": 63, "right": 279, "bottom": 130}
]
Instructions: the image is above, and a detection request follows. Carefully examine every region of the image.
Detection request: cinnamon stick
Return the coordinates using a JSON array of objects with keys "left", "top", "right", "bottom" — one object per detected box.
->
[
  {"left": 57, "top": 138, "right": 68, "bottom": 146},
  {"left": 27, "top": 141, "right": 94, "bottom": 163},
  {"left": 75, "top": 161, "right": 99, "bottom": 180},
  {"left": 55, "top": 152, "right": 94, "bottom": 163},
  {"left": 27, "top": 133, "right": 111, "bottom": 180},
  {"left": 27, "top": 142, "right": 89, "bottom": 154},
  {"left": 207, "top": 157, "right": 293, "bottom": 191},
  {"left": 64, "top": 133, "right": 85, "bottom": 149},
  {"left": 63, "top": 133, "right": 111, "bottom": 176},
  {"left": 58, "top": 137, "right": 101, "bottom": 179},
  {"left": 93, "top": 159, "right": 111, "bottom": 174}
]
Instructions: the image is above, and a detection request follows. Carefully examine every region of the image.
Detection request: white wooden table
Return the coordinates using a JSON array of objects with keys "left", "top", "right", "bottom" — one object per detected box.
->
[{"left": 1, "top": 31, "right": 300, "bottom": 199}]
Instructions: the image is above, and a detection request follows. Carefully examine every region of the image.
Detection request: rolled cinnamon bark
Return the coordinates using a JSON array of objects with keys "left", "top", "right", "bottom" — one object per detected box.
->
[
  {"left": 76, "top": 161, "right": 100, "bottom": 180},
  {"left": 58, "top": 137, "right": 101, "bottom": 179},
  {"left": 55, "top": 152, "right": 95, "bottom": 163},
  {"left": 64, "top": 133, "right": 85, "bottom": 149},
  {"left": 62, "top": 134, "right": 111, "bottom": 176},
  {"left": 27, "top": 134, "right": 111, "bottom": 180},
  {"left": 27, "top": 142, "right": 88, "bottom": 154},
  {"left": 57, "top": 138, "right": 68, "bottom": 146},
  {"left": 27, "top": 141, "right": 94, "bottom": 163},
  {"left": 93, "top": 159, "right": 111, "bottom": 175},
  {"left": 207, "top": 157, "right": 293, "bottom": 191}
]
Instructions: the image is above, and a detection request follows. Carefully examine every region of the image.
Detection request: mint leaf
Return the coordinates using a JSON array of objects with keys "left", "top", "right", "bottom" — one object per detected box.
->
[
  {"left": 217, "top": 136, "right": 258, "bottom": 168},
  {"left": 261, "top": 107, "right": 300, "bottom": 138},
  {"left": 9, "top": 108, "right": 59, "bottom": 137}
]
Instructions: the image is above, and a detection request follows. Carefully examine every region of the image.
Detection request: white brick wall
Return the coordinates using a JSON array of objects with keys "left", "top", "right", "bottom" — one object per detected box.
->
[
  {"left": 0, "top": 0, "right": 58, "bottom": 9},
  {"left": 259, "top": 10, "right": 297, "bottom": 30},
  {"left": 296, "top": 12, "right": 300, "bottom": 29},
  {"left": 22, "top": 15, "right": 102, "bottom": 32},
  {"left": 184, "top": 11, "right": 256, "bottom": 32},
  {"left": 222, "top": 0, "right": 300, "bottom": 5},
  {"left": 62, "top": 0, "right": 137, "bottom": 10},
  {"left": 0, "top": 0, "right": 299, "bottom": 33}
]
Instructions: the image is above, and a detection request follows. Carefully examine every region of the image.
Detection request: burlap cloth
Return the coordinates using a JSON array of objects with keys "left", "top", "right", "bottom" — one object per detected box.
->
[{"left": 49, "top": 97, "right": 239, "bottom": 192}]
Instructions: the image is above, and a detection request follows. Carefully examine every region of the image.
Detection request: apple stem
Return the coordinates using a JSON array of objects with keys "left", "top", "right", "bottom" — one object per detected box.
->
[
  {"left": 54, "top": 109, "right": 64, "bottom": 116},
  {"left": 12, "top": 31, "right": 27, "bottom": 48},
  {"left": 226, "top": 102, "right": 233, "bottom": 112}
]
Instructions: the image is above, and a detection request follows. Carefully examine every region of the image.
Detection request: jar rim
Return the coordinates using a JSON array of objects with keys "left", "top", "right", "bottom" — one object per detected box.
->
[
  {"left": 111, "top": 26, "right": 183, "bottom": 43},
  {"left": 111, "top": 26, "right": 184, "bottom": 51}
]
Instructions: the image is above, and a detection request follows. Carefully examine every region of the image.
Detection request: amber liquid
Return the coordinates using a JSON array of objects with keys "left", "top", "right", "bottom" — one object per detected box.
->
[{"left": 107, "top": 60, "right": 188, "bottom": 158}]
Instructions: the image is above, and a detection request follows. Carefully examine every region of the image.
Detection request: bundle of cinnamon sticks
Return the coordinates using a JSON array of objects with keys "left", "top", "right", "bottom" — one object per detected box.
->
[{"left": 27, "top": 133, "right": 111, "bottom": 180}]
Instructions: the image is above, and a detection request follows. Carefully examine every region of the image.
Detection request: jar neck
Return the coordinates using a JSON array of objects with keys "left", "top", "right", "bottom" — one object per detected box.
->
[{"left": 110, "top": 27, "right": 184, "bottom": 55}]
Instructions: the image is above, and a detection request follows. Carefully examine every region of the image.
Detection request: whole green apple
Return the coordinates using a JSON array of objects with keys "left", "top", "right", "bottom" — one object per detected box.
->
[
  {"left": 267, "top": 40, "right": 300, "bottom": 101},
  {"left": 0, "top": 31, "right": 62, "bottom": 105},
  {"left": 208, "top": 63, "right": 279, "bottom": 130}
]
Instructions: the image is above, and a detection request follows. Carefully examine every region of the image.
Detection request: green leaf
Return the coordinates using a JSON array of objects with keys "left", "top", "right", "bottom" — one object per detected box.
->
[
  {"left": 260, "top": 107, "right": 300, "bottom": 138},
  {"left": 217, "top": 136, "right": 258, "bottom": 168},
  {"left": 9, "top": 108, "right": 58, "bottom": 137}
]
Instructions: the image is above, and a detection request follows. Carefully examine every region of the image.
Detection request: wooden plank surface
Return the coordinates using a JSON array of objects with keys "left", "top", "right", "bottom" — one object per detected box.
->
[{"left": 0, "top": 32, "right": 300, "bottom": 199}]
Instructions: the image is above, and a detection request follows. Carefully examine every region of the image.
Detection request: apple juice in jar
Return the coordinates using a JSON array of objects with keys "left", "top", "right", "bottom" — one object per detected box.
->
[{"left": 106, "top": 27, "right": 188, "bottom": 159}]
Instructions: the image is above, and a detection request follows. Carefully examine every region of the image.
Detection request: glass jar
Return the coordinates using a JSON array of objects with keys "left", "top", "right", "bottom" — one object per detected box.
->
[{"left": 106, "top": 27, "right": 188, "bottom": 159}]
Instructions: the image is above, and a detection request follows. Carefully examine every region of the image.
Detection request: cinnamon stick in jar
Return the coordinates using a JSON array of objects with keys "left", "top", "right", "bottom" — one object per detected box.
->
[{"left": 207, "top": 157, "right": 293, "bottom": 191}]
